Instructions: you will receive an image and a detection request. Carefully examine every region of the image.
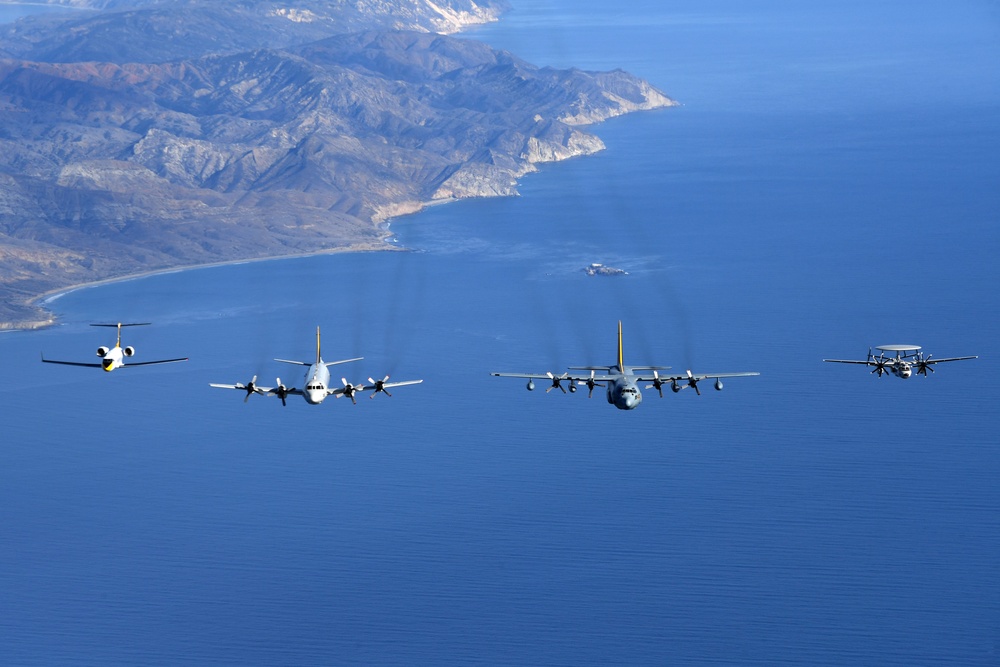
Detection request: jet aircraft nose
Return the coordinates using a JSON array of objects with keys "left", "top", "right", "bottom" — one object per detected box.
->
[{"left": 102, "top": 359, "right": 115, "bottom": 371}]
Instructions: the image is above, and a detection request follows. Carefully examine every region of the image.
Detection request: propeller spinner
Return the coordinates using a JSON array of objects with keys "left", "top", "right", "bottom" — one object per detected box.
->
[
  {"left": 869, "top": 349, "right": 890, "bottom": 377},
  {"left": 914, "top": 353, "right": 935, "bottom": 376},
  {"left": 546, "top": 371, "right": 569, "bottom": 394},
  {"left": 273, "top": 378, "right": 290, "bottom": 406},
  {"left": 238, "top": 375, "right": 259, "bottom": 403},
  {"left": 340, "top": 378, "right": 360, "bottom": 404},
  {"left": 579, "top": 370, "right": 599, "bottom": 398},
  {"left": 368, "top": 375, "right": 392, "bottom": 398},
  {"left": 646, "top": 370, "right": 666, "bottom": 398}
]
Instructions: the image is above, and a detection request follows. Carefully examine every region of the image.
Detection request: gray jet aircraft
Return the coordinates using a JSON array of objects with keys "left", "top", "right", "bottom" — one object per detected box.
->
[
  {"left": 211, "top": 326, "right": 422, "bottom": 406},
  {"left": 824, "top": 345, "right": 977, "bottom": 378},
  {"left": 491, "top": 321, "right": 759, "bottom": 410}
]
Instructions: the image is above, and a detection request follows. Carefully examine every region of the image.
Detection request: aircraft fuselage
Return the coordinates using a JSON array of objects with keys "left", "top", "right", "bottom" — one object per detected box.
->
[
  {"left": 889, "top": 361, "right": 913, "bottom": 379},
  {"left": 607, "top": 371, "right": 643, "bottom": 410},
  {"left": 99, "top": 344, "right": 134, "bottom": 371},
  {"left": 303, "top": 362, "right": 331, "bottom": 404}
]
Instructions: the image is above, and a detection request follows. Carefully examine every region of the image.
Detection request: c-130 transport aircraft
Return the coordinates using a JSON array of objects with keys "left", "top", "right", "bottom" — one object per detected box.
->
[
  {"left": 491, "top": 321, "right": 759, "bottom": 411},
  {"left": 211, "top": 327, "right": 422, "bottom": 406}
]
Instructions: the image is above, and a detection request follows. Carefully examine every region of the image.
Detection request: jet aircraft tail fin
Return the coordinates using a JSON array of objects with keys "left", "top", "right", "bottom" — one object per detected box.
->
[{"left": 91, "top": 322, "right": 151, "bottom": 348}]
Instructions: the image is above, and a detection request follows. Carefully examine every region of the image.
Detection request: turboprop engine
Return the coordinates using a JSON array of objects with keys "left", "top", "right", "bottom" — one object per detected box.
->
[{"left": 96, "top": 346, "right": 109, "bottom": 357}]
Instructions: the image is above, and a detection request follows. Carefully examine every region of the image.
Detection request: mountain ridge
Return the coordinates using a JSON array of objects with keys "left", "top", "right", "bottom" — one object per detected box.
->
[{"left": 0, "top": 1, "right": 675, "bottom": 327}]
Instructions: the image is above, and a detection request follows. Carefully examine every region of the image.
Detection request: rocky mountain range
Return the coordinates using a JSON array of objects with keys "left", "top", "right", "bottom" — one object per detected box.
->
[{"left": 0, "top": 0, "right": 674, "bottom": 327}]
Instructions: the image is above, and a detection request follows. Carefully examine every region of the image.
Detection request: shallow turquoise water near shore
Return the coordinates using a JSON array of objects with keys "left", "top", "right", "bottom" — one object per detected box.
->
[{"left": 1, "top": 1, "right": 999, "bottom": 664}]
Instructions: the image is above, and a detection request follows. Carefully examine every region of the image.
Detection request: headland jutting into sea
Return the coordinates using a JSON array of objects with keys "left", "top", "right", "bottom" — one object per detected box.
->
[{"left": 0, "top": 0, "right": 674, "bottom": 328}]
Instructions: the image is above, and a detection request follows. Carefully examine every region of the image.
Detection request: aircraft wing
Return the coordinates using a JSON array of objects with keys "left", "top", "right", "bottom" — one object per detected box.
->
[
  {"left": 637, "top": 371, "right": 759, "bottom": 382},
  {"left": 41, "top": 357, "right": 103, "bottom": 368},
  {"left": 210, "top": 380, "right": 300, "bottom": 405},
  {"left": 41, "top": 355, "right": 187, "bottom": 368},
  {"left": 492, "top": 372, "right": 562, "bottom": 379},
  {"left": 365, "top": 379, "right": 423, "bottom": 391},
  {"left": 919, "top": 355, "right": 978, "bottom": 365},
  {"left": 822, "top": 359, "right": 875, "bottom": 365},
  {"left": 491, "top": 371, "right": 617, "bottom": 382},
  {"left": 210, "top": 381, "right": 274, "bottom": 394},
  {"left": 326, "top": 379, "right": 423, "bottom": 395},
  {"left": 124, "top": 357, "right": 189, "bottom": 367}
]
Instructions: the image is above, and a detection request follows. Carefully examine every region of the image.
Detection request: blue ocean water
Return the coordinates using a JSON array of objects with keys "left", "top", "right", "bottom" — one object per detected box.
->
[{"left": 1, "top": 1, "right": 999, "bottom": 664}]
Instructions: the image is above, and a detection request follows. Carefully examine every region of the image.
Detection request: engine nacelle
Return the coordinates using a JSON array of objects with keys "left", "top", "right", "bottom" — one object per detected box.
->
[
  {"left": 96, "top": 346, "right": 110, "bottom": 357},
  {"left": 123, "top": 346, "right": 135, "bottom": 357},
  {"left": 526, "top": 380, "right": 535, "bottom": 391},
  {"left": 714, "top": 379, "right": 724, "bottom": 391}
]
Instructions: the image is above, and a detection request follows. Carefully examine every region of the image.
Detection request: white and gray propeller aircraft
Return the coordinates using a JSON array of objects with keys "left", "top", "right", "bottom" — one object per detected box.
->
[
  {"left": 210, "top": 326, "right": 422, "bottom": 406},
  {"left": 824, "top": 345, "right": 977, "bottom": 379},
  {"left": 41, "top": 322, "right": 188, "bottom": 372},
  {"left": 491, "top": 321, "right": 759, "bottom": 411}
]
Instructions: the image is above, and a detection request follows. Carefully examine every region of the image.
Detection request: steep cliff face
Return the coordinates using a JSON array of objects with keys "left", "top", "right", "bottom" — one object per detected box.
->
[{"left": 0, "top": 2, "right": 675, "bottom": 325}]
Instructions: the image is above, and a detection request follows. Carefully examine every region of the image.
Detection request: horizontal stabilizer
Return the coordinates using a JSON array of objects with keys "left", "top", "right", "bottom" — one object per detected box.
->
[
  {"left": 274, "top": 358, "right": 311, "bottom": 366},
  {"left": 324, "top": 357, "right": 363, "bottom": 367}
]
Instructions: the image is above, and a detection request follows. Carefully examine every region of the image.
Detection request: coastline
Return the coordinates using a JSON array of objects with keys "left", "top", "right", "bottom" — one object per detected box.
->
[
  {"left": 8, "top": 192, "right": 470, "bottom": 330},
  {"left": 0, "top": 3, "right": 675, "bottom": 331},
  {"left": 18, "top": 237, "right": 405, "bottom": 330}
]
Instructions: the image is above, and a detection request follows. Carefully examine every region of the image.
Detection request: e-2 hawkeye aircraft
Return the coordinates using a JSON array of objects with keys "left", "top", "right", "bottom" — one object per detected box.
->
[
  {"left": 824, "top": 345, "right": 977, "bottom": 378},
  {"left": 210, "top": 326, "right": 422, "bottom": 406},
  {"left": 41, "top": 322, "right": 188, "bottom": 372},
  {"left": 491, "top": 321, "right": 759, "bottom": 411}
]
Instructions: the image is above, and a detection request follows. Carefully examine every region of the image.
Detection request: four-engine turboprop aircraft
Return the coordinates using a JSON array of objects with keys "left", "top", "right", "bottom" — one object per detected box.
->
[
  {"left": 210, "top": 326, "right": 422, "bottom": 406},
  {"left": 824, "top": 345, "right": 977, "bottom": 379},
  {"left": 41, "top": 322, "right": 188, "bottom": 372},
  {"left": 491, "top": 321, "right": 759, "bottom": 410}
]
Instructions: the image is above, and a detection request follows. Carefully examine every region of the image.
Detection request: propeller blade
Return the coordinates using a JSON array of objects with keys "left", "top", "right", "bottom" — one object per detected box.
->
[
  {"left": 649, "top": 370, "right": 664, "bottom": 397},
  {"left": 545, "top": 371, "right": 567, "bottom": 393},
  {"left": 242, "top": 375, "right": 258, "bottom": 402},
  {"left": 368, "top": 375, "right": 392, "bottom": 398},
  {"left": 341, "top": 377, "right": 358, "bottom": 404},
  {"left": 274, "top": 378, "right": 288, "bottom": 406}
]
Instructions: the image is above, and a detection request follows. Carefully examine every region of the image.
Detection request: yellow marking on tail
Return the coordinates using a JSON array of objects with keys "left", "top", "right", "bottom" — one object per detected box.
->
[{"left": 617, "top": 320, "right": 624, "bottom": 370}]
